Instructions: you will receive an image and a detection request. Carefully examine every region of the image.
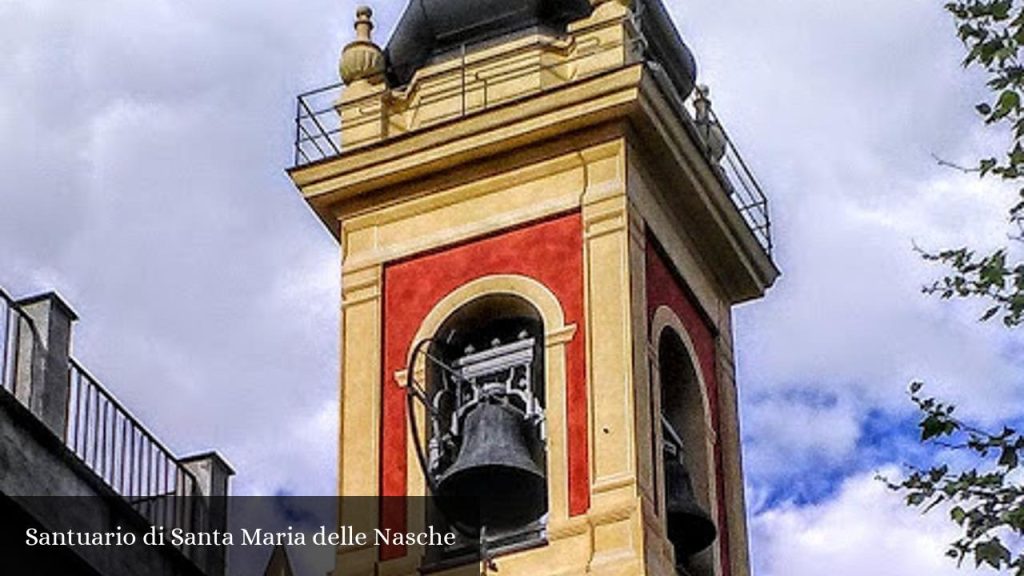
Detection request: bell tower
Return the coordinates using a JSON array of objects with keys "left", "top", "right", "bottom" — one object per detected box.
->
[{"left": 287, "top": 0, "right": 778, "bottom": 575}]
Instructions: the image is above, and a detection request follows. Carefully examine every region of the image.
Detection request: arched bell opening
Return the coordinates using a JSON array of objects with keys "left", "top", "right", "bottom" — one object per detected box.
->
[
  {"left": 421, "top": 293, "right": 548, "bottom": 567},
  {"left": 658, "top": 326, "right": 717, "bottom": 575}
]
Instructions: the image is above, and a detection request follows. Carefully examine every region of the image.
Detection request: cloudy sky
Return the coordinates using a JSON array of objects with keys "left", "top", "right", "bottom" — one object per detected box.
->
[{"left": 2, "top": 0, "right": 1022, "bottom": 574}]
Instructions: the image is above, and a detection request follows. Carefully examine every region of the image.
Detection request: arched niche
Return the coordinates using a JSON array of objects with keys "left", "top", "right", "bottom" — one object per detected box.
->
[
  {"left": 398, "top": 275, "right": 577, "bottom": 559},
  {"left": 650, "top": 305, "right": 720, "bottom": 574},
  {"left": 427, "top": 293, "right": 548, "bottom": 557}
]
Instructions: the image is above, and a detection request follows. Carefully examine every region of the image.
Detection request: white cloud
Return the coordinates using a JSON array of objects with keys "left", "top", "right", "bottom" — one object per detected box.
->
[
  {"left": 743, "top": 396, "right": 862, "bottom": 483},
  {"left": 738, "top": 170, "right": 1024, "bottom": 422},
  {"left": 750, "top": 468, "right": 996, "bottom": 576}
]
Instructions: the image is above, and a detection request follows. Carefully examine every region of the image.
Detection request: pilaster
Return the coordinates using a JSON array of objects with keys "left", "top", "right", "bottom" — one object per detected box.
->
[
  {"left": 14, "top": 292, "right": 77, "bottom": 439},
  {"left": 333, "top": 262, "right": 383, "bottom": 576},
  {"left": 338, "top": 263, "right": 383, "bottom": 537},
  {"left": 580, "top": 143, "right": 647, "bottom": 573},
  {"left": 714, "top": 308, "right": 750, "bottom": 576}
]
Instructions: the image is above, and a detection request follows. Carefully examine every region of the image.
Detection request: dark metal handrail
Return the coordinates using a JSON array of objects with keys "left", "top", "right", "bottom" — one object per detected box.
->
[
  {"left": 706, "top": 107, "right": 773, "bottom": 254},
  {"left": 292, "top": 31, "right": 636, "bottom": 168},
  {"left": 67, "top": 359, "right": 203, "bottom": 528}
]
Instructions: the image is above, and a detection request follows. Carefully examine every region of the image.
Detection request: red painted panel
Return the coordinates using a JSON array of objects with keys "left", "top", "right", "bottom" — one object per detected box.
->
[
  {"left": 379, "top": 213, "right": 589, "bottom": 559},
  {"left": 645, "top": 237, "right": 731, "bottom": 576}
]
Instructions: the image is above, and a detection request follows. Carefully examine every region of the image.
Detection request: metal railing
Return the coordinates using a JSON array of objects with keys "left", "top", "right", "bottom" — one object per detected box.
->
[
  {"left": 0, "top": 288, "right": 32, "bottom": 399},
  {"left": 292, "top": 32, "right": 638, "bottom": 168},
  {"left": 645, "top": 62, "right": 774, "bottom": 256},
  {"left": 0, "top": 287, "right": 205, "bottom": 536},
  {"left": 701, "top": 107, "right": 773, "bottom": 255},
  {"left": 67, "top": 359, "right": 203, "bottom": 529},
  {"left": 293, "top": 82, "right": 343, "bottom": 167},
  {"left": 291, "top": 30, "right": 773, "bottom": 255}
]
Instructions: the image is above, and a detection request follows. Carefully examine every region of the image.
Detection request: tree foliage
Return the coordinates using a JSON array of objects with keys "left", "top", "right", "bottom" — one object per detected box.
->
[
  {"left": 887, "top": 1, "right": 1024, "bottom": 573},
  {"left": 889, "top": 383, "right": 1024, "bottom": 572},
  {"left": 926, "top": 0, "right": 1024, "bottom": 327}
]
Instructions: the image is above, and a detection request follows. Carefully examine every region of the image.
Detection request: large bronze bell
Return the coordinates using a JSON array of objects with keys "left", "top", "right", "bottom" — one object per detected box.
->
[
  {"left": 664, "top": 450, "right": 717, "bottom": 557},
  {"left": 435, "top": 402, "right": 546, "bottom": 533}
]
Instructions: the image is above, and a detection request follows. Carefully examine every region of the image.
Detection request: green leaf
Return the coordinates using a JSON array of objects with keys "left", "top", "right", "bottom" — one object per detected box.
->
[
  {"left": 1005, "top": 506, "right": 1024, "bottom": 530},
  {"left": 998, "top": 446, "right": 1019, "bottom": 468},
  {"left": 993, "top": 89, "right": 1021, "bottom": 120},
  {"left": 975, "top": 538, "right": 1011, "bottom": 569},
  {"left": 951, "top": 506, "right": 968, "bottom": 525},
  {"left": 994, "top": 0, "right": 1013, "bottom": 20},
  {"left": 981, "top": 157, "right": 999, "bottom": 176},
  {"left": 921, "top": 414, "right": 957, "bottom": 440},
  {"left": 1011, "top": 143, "right": 1024, "bottom": 165}
]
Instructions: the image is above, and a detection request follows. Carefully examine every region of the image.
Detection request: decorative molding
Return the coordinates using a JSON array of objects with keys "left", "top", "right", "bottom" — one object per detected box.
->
[{"left": 546, "top": 324, "right": 579, "bottom": 346}]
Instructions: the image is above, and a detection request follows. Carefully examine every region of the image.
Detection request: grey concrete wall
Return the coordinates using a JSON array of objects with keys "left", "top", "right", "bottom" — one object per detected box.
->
[{"left": 0, "top": 390, "right": 210, "bottom": 576}]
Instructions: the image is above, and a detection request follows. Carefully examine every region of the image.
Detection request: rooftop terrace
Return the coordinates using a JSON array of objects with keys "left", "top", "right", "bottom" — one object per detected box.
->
[{"left": 290, "top": 1, "right": 772, "bottom": 255}]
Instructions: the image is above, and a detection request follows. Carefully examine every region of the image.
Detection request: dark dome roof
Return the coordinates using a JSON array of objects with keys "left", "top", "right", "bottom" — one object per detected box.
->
[
  {"left": 382, "top": 0, "right": 699, "bottom": 106},
  {"left": 384, "top": 0, "right": 593, "bottom": 86}
]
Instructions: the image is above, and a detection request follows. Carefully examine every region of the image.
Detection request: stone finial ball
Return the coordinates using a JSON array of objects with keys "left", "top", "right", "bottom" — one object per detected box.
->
[{"left": 339, "top": 6, "right": 385, "bottom": 85}]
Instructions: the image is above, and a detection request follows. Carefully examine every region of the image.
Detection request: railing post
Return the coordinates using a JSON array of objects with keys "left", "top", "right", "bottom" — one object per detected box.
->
[
  {"left": 181, "top": 451, "right": 235, "bottom": 576},
  {"left": 14, "top": 292, "right": 78, "bottom": 439}
]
